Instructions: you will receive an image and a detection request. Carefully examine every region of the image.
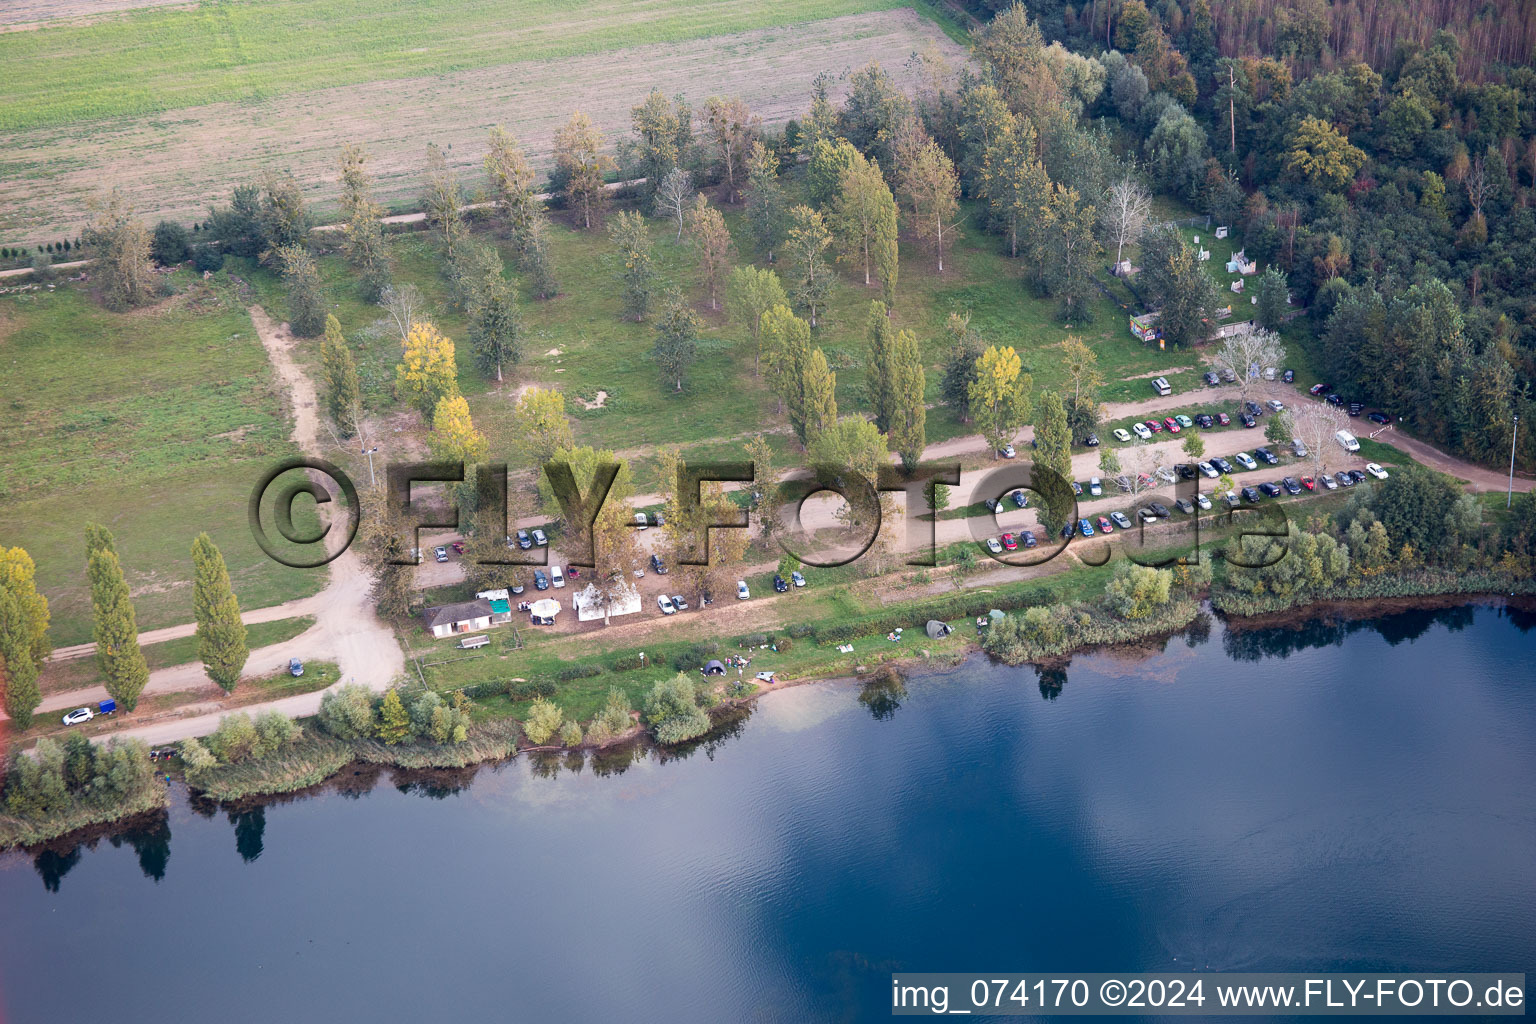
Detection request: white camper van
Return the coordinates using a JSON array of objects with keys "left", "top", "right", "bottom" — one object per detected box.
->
[{"left": 1335, "top": 430, "right": 1360, "bottom": 453}]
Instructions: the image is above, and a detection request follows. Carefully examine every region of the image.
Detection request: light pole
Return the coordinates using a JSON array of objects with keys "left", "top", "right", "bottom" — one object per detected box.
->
[
  {"left": 363, "top": 446, "right": 379, "bottom": 489},
  {"left": 1508, "top": 414, "right": 1520, "bottom": 510}
]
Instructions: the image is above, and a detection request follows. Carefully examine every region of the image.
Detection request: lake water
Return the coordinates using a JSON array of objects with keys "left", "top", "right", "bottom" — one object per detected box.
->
[{"left": 2, "top": 604, "right": 1533, "bottom": 1022}]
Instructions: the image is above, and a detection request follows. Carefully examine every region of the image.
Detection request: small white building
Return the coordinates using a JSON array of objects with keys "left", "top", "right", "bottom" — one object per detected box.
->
[{"left": 423, "top": 599, "right": 495, "bottom": 638}]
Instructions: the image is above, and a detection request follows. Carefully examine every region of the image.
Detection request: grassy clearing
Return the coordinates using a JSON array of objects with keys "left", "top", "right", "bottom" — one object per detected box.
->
[
  {"left": 297, "top": 190, "right": 1179, "bottom": 495},
  {"left": 0, "top": 0, "right": 909, "bottom": 132},
  {"left": 39, "top": 615, "right": 317, "bottom": 695},
  {"left": 0, "top": 279, "right": 324, "bottom": 645}
]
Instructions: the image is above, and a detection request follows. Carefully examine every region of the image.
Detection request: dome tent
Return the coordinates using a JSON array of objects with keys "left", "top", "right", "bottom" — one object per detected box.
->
[
  {"left": 703, "top": 660, "right": 727, "bottom": 675},
  {"left": 925, "top": 620, "right": 952, "bottom": 639}
]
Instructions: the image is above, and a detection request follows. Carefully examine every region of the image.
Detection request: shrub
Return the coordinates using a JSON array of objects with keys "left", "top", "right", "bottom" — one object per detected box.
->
[
  {"left": 179, "top": 737, "right": 217, "bottom": 774},
  {"left": 776, "top": 637, "right": 793, "bottom": 653},
  {"left": 559, "top": 720, "right": 584, "bottom": 747},
  {"left": 611, "top": 654, "right": 646, "bottom": 672},
  {"left": 30, "top": 253, "right": 56, "bottom": 284},
  {"left": 252, "top": 711, "right": 298, "bottom": 757},
  {"left": 786, "top": 623, "right": 816, "bottom": 639},
  {"left": 738, "top": 633, "right": 769, "bottom": 648},
  {"left": 672, "top": 642, "right": 719, "bottom": 672},
  {"left": 506, "top": 679, "right": 556, "bottom": 701},
  {"left": 318, "top": 683, "right": 377, "bottom": 740},
  {"left": 192, "top": 246, "right": 224, "bottom": 273},
  {"left": 556, "top": 663, "right": 603, "bottom": 681},
  {"left": 151, "top": 220, "right": 191, "bottom": 265},
  {"left": 523, "top": 698, "right": 564, "bottom": 745},
  {"left": 207, "top": 713, "right": 259, "bottom": 763},
  {"left": 645, "top": 673, "right": 711, "bottom": 745},
  {"left": 596, "top": 687, "right": 633, "bottom": 735}
]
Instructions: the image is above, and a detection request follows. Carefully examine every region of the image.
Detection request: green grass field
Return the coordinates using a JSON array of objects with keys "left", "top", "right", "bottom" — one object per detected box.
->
[
  {"left": 0, "top": 0, "right": 920, "bottom": 133},
  {"left": 277, "top": 190, "right": 1181, "bottom": 496},
  {"left": 0, "top": 281, "right": 325, "bottom": 646}
]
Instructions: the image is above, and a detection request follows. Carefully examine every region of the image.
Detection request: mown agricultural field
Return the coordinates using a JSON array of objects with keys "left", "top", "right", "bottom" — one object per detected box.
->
[{"left": 0, "top": 0, "right": 963, "bottom": 238}]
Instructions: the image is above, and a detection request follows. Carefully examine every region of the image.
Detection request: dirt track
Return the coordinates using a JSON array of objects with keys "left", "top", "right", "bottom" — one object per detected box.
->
[
  {"left": 1, "top": 306, "right": 407, "bottom": 738},
  {"left": 0, "top": 9, "right": 963, "bottom": 237}
]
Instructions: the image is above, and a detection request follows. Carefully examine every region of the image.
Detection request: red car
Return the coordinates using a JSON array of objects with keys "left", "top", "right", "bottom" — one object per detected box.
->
[
  {"left": 1146, "top": 419, "right": 1163, "bottom": 433},
  {"left": 1163, "top": 417, "right": 1181, "bottom": 433},
  {"left": 450, "top": 540, "right": 465, "bottom": 554},
  {"left": 1097, "top": 516, "right": 1114, "bottom": 534},
  {"left": 1301, "top": 476, "right": 1316, "bottom": 491},
  {"left": 1309, "top": 383, "right": 1330, "bottom": 395},
  {"left": 1001, "top": 533, "right": 1019, "bottom": 550},
  {"left": 1216, "top": 412, "right": 1231, "bottom": 426}
]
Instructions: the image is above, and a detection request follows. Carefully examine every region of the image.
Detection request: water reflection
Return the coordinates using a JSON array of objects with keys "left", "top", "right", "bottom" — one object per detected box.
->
[
  {"left": 6, "top": 602, "right": 1529, "bottom": 898},
  {"left": 857, "top": 668, "right": 907, "bottom": 720},
  {"left": 1221, "top": 603, "right": 1488, "bottom": 662}
]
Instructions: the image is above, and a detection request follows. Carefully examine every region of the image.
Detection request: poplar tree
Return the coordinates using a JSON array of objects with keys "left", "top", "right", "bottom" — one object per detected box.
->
[
  {"left": 687, "top": 195, "right": 734, "bottom": 311},
  {"left": 900, "top": 139, "right": 960, "bottom": 271},
  {"left": 89, "top": 544, "right": 149, "bottom": 710},
  {"left": 888, "top": 325, "right": 927, "bottom": 471},
  {"left": 1033, "top": 391, "right": 1075, "bottom": 535},
  {"left": 784, "top": 205, "right": 833, "bottom": 327},
  {"left": 610, "top": 211, "right": 655, "bottom": 322},
  {"left": 831, "top": 153, "right": 899, "bottom": 293},
  {"left": 468, "top": 265, "right": 522, "bottom": 382},
  {"left": 800, "top": 349, "right": 839, "bottom": 443},
  {"left": 726, "top": 265, "right": 787, "bottom": 373},
  {"left": 320, "top": 315, "right": 363, "bottom": 433},
  {"left": 744, "top": 142, "right": 788, "bottom": 262},
  {"left": 191, "top": 533, "right": 248, "bottom": 692},
  {"left": 553, "top": 111, "right": 615, "bottom": 230},
  {"left": 865, "top": 301, "right": 896, "bottom": 431},
  {"left": 651, "top": 291, "right": 703, "bottom": 392},
  {"left": 273, "top": 243, "right": 326, "bottom": 337},
  {"left": 338, "top": 144, "right": 392, "bottom": 301},
  {"left": 0, "top": 588, "right": 42, "bottom": 729},
  {"left": 421, "top": 143, "right": 463, "bottom": 259},
  {"left": 760, "top": 304, "right": 811, "bottom": 423}
]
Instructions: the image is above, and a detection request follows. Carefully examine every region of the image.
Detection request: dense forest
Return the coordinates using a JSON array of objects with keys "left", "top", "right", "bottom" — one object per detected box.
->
[{"left": 944, "top": 0, "right": 1536, "bottom": 469}]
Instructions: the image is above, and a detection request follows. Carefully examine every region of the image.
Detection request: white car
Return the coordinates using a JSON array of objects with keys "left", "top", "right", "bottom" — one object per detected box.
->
[
  {"left": 986, "top": 536, "right": 1003, "bottom": 554},
  {"left": 656, "top": 594, "right": 676, "bottom": 615},
  {"left": 62, "top": 707, "right": 94, "bottom": 726},
  {"left": 1088, "top": 476, "right": 1102, "bottom": 496},
  {"left": 1112, "top": 428, "right": 1132, "bottom": 443},
  {"left": 633, "top": 513, "right": 649, "bottom": 530},
  {"left": 434, "top": 546, "right": 448, "bottom": 562},
  {"left": 1266, "top": 399, "right": 1286, "bottom": 412},
  {"left": 1132, "top": 422, "right": 1153, "bottom": 440},
  {"left": 997, "top": 443, "right": 1016, "bottom": 459},
  {"left": 1365, "top": 462, "right": 1389, "bottom": 480},
  {"left": 1195, "top": 493, "right": 1212, "bottom": 510},
  {"left": 1234, "top": 452, "right": 1258, "bottom": 470},
  {"left": 1156, "top": 466, "right": 1176, "bottom": 484},
  {"left": 1198, "top": 461, "right": 1219, "bottom": 479},
  {"left": 736, "top": 580, "right": 750, "bottom": 600}
]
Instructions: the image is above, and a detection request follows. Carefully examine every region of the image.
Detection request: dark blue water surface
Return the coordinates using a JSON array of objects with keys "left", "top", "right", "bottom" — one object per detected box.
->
[{"left": 2, "top": 604, "right": 1533, "bottom": 1022}]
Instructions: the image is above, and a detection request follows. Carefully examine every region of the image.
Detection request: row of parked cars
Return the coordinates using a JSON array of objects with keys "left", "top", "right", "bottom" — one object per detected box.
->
[{"left": 1310, "top": 383, "right": 1393, "bottom": 423}]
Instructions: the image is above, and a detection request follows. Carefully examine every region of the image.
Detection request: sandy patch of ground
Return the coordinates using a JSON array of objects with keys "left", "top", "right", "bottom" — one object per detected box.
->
[
  {"left": 577, "top": 390, "right": 609, "bottom": 410},
  {"left": 545, "top": 348, "right": 563, "bottom": 358},
  {"left": 0, "top": 9, "right": 964, "bottom": 237},
  {"left": 1120, "top": 366, "right": 1194, "bottom": 380}
]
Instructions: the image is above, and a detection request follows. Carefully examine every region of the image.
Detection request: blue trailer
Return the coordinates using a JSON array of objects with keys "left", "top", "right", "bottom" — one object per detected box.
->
[{"left": 98, "top": 699, "right": 117, "bottom": 715}]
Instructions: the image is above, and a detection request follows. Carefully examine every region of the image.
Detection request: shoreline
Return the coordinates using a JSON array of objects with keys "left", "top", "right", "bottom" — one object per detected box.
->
[{"left": 4, "top": 589, "right": 1531, "bottom": 854}]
